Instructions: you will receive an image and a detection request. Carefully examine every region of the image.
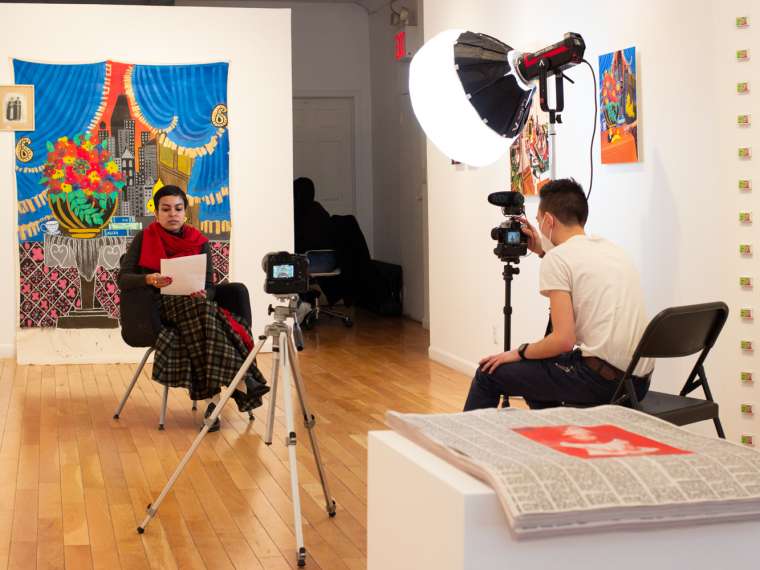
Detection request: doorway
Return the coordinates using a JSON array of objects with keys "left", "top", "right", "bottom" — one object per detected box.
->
[{"left": 293, "top": 97, "right": 356, "bottom": 216}]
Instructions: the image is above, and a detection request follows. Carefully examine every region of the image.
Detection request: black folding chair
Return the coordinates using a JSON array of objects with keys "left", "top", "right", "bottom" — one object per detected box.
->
[{"left": 610, "top": 302, "right": 728, "bottom": 438}]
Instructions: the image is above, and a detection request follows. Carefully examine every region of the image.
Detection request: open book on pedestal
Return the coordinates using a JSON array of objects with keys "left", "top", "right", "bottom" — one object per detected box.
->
[{"left": 386, "top": 406, "right": 760, "bottom": 539}]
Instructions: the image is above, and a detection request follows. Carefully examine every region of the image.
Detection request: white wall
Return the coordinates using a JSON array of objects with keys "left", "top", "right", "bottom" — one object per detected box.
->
[
  {"left": 369, "top": 3, "right": 407, "bottom": 264},
  {"left": 369, "top": 1, "right": 430, "bottom": 324},
  {"left": 180, "top": 0, "right": 375, "bottom": 254},
  {"left": 0, "top": 3, "right": 293, "bottom": 363},
  {"left": 721, "top": 0, "right": 760, "bottom": 444},
  {"left": 425, "top": 0, "right": 757, "bottom": 442}
]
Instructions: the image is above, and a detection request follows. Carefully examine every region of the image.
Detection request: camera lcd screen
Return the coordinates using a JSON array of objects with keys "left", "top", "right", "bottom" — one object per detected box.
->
[
  {"left": 506, "top": 231, "right": 521, "bottom": 245},
  {"left": 273, "top": 264, "right": 295, "bottom": 279}
]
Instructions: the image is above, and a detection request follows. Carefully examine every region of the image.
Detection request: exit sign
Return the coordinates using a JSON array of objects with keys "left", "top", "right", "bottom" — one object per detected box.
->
[{"left": 395, "top": 30, "right": 407, "bottom": 60}]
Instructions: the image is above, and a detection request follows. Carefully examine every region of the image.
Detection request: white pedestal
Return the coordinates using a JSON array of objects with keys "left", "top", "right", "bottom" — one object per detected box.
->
[{"left": 368, "top": 430, "right": 760, "bottom": 570}]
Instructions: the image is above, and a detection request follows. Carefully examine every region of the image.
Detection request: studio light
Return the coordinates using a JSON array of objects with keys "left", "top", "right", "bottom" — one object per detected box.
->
[{"left": 410, "top": 30, "right": 586, "bottom": 167}]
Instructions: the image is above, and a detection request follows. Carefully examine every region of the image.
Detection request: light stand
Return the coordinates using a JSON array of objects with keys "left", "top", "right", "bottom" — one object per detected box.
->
[
  {"left": 501, "top": 261, "right": 520, "bottom": 351},
  {"left": 136, "top": 295, "right": 336, "bottom": 568},
  {"left": 537, "top": 61, "right": 575, "bottom": 181}
]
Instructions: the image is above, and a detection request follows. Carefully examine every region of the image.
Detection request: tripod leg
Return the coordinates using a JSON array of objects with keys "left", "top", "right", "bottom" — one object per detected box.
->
[
  {"left": 287, "top": 334, "right": 337, "bottom": 517},
  {"left": 280, "top": 332, "right": 307, "bottom": 567},
  {"left": 137, "top": 337, "right": 267, "bottom": 534},
  {"left": 158, "top": 385, "right": 169, "bottom": 430},
  {"left": 113, "top": 347, "right": 154, "bottom": 419},
  {"left": 264, "top": 337, "right": 282, "bottom": 445}
]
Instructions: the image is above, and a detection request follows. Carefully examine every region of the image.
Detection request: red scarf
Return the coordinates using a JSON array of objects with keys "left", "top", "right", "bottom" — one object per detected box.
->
[
  {"left": 138, "top": 221, "right": 209, "bottom": 272},
  {"left": 219, "top": 307, "right": 254, "bottom": 351}
]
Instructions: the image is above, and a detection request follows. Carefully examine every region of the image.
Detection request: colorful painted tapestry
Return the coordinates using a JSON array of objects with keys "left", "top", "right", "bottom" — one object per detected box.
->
[
  {"left": 599, "top": 47, "right": 638, "bottom": 164},
  {"left": 13, "top": 60, "right": 230, "bottom": 329}
]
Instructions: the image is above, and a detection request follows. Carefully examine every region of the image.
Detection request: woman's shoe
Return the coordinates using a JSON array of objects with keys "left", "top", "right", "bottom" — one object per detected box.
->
[
  {"left": 245, "top": 375, "right": 270, "bottom": 398},
  {"left": 203, "top": 402, "right": 221, "bottom": 432}
]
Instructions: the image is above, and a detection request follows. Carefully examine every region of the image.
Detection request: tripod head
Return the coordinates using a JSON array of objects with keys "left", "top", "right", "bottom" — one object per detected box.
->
[
  {"left": 267, "top": 294, "right": 305, "bottom": 350},
  {"left": 268, "top": 294, "right": 299, "bottom": 320},
  {"left": 503, "top": 259, "right": 521, "bottom": 276}
]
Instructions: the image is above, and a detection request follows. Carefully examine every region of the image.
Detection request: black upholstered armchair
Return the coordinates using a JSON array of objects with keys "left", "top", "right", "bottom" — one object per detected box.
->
[{"left": 113, "top": 262, "right": 254, "bottom": 430}]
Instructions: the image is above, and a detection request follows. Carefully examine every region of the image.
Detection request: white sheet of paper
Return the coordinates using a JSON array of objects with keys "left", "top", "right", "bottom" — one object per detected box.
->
[{"left": 160, "top": 254, "right": 207, "bottom": 296}]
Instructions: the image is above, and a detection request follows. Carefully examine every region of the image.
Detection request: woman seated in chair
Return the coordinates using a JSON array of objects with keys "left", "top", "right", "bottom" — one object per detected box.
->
[{"left": 118, "top": 185, "right": 269, "bottom": 431}]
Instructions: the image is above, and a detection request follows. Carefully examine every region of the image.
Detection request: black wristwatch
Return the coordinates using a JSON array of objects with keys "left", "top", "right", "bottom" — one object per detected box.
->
[{"left": 517, "top": 343, "right": 530, "bottom": 360}]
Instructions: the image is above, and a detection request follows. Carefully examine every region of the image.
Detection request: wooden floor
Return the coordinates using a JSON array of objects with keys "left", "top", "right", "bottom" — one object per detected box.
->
[{"left": 0, "top": 310, "right": 473, "bottom": 569}]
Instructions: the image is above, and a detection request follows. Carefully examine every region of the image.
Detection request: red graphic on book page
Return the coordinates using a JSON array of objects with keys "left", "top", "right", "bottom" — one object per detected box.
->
[{"left": 514, "top": 424, "right": 692, "bottom": 459}]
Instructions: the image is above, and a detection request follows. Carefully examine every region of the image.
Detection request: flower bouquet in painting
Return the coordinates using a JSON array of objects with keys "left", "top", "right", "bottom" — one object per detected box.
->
[{"left": 41, "top": 132, "right": 123, "bottom": 238}]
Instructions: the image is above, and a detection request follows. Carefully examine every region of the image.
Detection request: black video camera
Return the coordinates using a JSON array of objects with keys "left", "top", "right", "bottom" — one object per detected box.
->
[
  {"left": 262, "top": 251, "right": 309, "bottom": 295},
  {"left": 489, "top": 191, "right": 528, "bottom": 262}
]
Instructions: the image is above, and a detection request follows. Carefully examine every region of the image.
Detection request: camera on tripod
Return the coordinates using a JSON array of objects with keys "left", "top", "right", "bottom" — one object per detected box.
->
[
  {"left": 262, "top": 251, "right": 309, "bottom": 295},
  {"left": 489, "top": 191, "right": 528, "bottom": 262}
]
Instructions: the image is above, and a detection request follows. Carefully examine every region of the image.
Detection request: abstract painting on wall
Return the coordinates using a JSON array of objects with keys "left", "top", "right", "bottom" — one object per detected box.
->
[
  {"left": 13, "top": 60, "right": 231, "bottom": 329},
  {"left": 510, "top": 101, "right": 551, "bottom": 196},
  {"left": 599, "top": 47, "right": 638, "bottom": 164}
]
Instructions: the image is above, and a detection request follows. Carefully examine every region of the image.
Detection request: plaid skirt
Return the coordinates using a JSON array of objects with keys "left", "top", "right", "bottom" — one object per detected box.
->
[{"left": 152, "top": 295, "right": 269, "bottom": 412}]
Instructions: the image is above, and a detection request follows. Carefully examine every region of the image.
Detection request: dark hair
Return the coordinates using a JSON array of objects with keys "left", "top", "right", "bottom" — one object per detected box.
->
[
  {"left": 153, "top": 185, "right": 189, "bottom": 209},
  {"left": 538, "top": 178, "right": 588, "bottom": 226},
  {"left": 293, "top": 177, "right": 315, "bottom": 208}
]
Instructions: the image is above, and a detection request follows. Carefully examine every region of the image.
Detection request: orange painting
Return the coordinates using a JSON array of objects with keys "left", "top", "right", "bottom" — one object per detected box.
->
[{"left": 599, "top": 47, "right": 638, "bottom": 164}]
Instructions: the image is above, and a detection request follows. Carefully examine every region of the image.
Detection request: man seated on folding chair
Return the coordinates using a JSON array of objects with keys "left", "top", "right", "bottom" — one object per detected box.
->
[
  {"left": 118, "top": 184, "right": 269, "bottom": 431},
  {"left": 464, "top": 178, "right": 654, "bottom": 411}
]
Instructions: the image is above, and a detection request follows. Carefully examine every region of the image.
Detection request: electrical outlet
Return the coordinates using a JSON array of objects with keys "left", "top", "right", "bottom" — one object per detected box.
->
[
  {"left": 741, "top": 371, "right": 754, "bottom": 384},
  {"left": 741, "top": 433, "right": 755, "bottom": 446},
  {"left": 741, "top": 403, "right": 755, "bottom": 415},
  {"left": 740, "top": 243, "right": 753, "bottom": 255},
  {"left": 741, "top": 308, "right": 754, "bottom": 320},
  {"left": 740, "top": 276, "right": 753, "bottom": 288},
  {"left": 739, "top": 179, "right": 752, "bottom": 190},
  {"left": 741, "top": 340, "right": 754, "bottom": 351},
  {"left": 492, "top": 324, "right": 499, "bottom": 345}
]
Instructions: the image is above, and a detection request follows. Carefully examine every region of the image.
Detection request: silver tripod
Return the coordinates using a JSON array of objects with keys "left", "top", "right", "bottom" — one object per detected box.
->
[{"left": 136, "top": 295, "right": 337, "bottom": 568}]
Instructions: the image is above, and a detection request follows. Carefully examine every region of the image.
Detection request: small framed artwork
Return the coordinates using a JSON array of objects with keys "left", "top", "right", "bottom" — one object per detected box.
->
[{"left": 0, "top": 84, "right": 34, "bottom": 131}]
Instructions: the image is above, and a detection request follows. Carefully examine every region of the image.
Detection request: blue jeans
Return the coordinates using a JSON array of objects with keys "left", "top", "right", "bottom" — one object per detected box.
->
[{"left": 463, "top": 349, "right": 649, "bottom": 411}]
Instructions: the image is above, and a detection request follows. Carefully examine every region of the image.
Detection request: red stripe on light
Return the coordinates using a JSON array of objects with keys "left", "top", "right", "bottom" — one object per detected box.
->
[{"left": 522, "top": 45, "right": 569, "bottom": 68}]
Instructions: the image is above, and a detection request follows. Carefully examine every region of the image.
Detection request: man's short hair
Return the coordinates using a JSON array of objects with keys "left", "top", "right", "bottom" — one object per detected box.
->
[
  {"left": 153, "top": 185, "right": 189, "bottom": 209},
  {"left": 538, "top": 178, "right": 588, "bottom": 226}
]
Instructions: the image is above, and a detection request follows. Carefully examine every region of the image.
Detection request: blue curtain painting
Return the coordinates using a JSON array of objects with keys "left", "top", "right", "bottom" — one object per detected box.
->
[{"left": 13, "top": 60, "right": 231, "bottom": 328}]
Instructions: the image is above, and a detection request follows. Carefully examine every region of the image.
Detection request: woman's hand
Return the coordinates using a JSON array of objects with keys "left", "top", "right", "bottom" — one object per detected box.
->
[
  {"left": 518, "top": 215, "right": 544, "bottom": 256},
  {"left": 479, "top": 350, "right": 520, "bottom": 374},
  {"left": 190, "top": 290, "right": 207, "bottom": 299},
  {"left": 145, "top": 273, "right": 173, "bottom": 288}
]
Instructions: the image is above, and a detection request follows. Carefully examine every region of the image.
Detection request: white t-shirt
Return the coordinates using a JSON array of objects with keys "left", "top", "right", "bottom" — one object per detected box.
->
[{"left": 539, "top": 235, "right": 654, "bottom": 377}]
